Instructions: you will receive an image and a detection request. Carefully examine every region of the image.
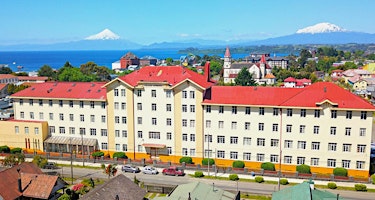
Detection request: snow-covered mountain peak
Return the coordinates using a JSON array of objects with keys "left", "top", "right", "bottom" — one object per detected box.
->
[
  {"left": 85, "top": 29, "right": 120, "bottom": 40},
  {"left": 296, "top": 22, "right": 347, "bottom": 34}
]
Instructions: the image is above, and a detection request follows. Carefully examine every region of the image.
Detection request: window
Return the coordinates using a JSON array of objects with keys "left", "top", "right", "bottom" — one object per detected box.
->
[
  {"left": 39, "top": 99, "right": 43, "bottom": 106},
  {"left": 287, "top": 108, "right": 292, "bottom": 116},
  {"left": 152, "top": 103, "right": 157, "bottom": 111},
  {"left": 206, "top": 105, "right": 211, "bottom": 113},
  {"left": 182, "top": 134, "right": 188, "bottom": 141},
  {"left": 167, "top": 147, "right": 172, "bottom": 154},
  {"left": 49, "top": 126, "right": 55, "bottom": 134},
  {"left": 69, "top": 127, "right": 75, "bottom": 135},
  {"left": 138, "top": 117, "right": 142, "bottom": 124},
  {"left": 166, "top": 104, "right": 171, "bottom": 111},
  {"left": 138, "top": 131, "right": 143, "bottom": 138},
  {"left": 272, "top": 124, "right": 278, "bottom": 132},
  {"left": 189, "top": 120, "right": 195, "bottom": 127},
  {"left": 114, "top": 102, "right": 119, "bottom": 110},
  {"left": 80, "top": 114, "right": 84, "bottom": 122},
  {"left": 59, "top": 100, "right": 63, "bottom": 107},
  {"left": 206, "top": 120, "right": 211, "bottom": 128},
  {"left": 115, "top": 116, "right": 120, "bottom": 123},
  {"left": 122, "top": 130, "right": 127, "bottom": 137},
  {"left": 361, "top": 111, "right": 367, "bottom": 120},
  {"left": 357, "top": 144, "right": 366, "bottom": 153},
  {"left": 328, "top": 143, "right": 337, "bottom": 151},
  {"left": 167, "top": 132, "right": 172, "bottom": 140},
  {"left": 190, "top": 134, "right": 195, "bottom": 142},
  {"left": 270, "top": 155, "right": 279, "bottom": 163},
  {"left": 149, "top": 132, "right": 160, "bottom": 139},
  {"left": 90, "top": 128, "right": 97, "bottom": 136},
  {"left": 311, "top": 158, "right": 319, "bottom": 166},
  {"left": 345, "top": 127, "right": 351, "bottom": 136},
  {"left": 257, "top": 138, "right": 265, "bottom": 146},
  {"left": 346, "top": 111, "right": 352, "bottom": 119},
  {"left": 230, "top": 136, "right": 238, "bottom": 144},
  {"left": 166, "top": 118, "right": 172, "bottom": 126},
  {"left": 284, "top": 156, "right": 292, "bottom": 164},
  {"left": 34, "top": 127, "right": 39, "bottom": 135},
  {"left": 48, "top": 113, "right": 53, "bottom": 120},
  {"left": 136, "top": 89, "right": 142, "bottom": 97},
  {"left": 232, "top": 106, "right": 237, "bottom": 114},
  {"left": 343, "top": 144, "right": 351, "bottom": 152},
  {"left": 327, "top": 159, "right": 336, "bottom": 167},
  {"left": 30, "top": 112, "right": 34, "bottom": 119},
  {"left": 121, "top": 102, "right": 126, "bottom": 110},
  {"left": 218, "top": 121, "right": 224, "bottom": 129},
  {"left": 300, "top": 109, "right": 306, "bottom": 117},
  {"left": 59, "top": 113, "right": 64, "bottom": 121},
  {"left": 271, "top": 139, "right": 279, "bottom": 147},
  {"left": 29, "top": 99, "right": 34, "bottom": 106},
  {"left": 230, "top": 151, "right": 238, "bottom": 159},
  {"left": 219, "top": 106, "right": 224, "bottom": 113},
  {"left": 47, "top": 100, "right": 53, "bottom": 107},
  {"left": 101, "top": 115, "right": 106, "bottom": 123},
  {"left": 122, "top": 144, "right": 128, "bottom": 151},
  {"left": 217, "top": 150, "right": 225, "bottom": 158},
  {"left": 359, "top": 128, "right": 366, "bottom": 136},
  {"left": 20, "top": 112, "right": 24, "bottom": 119},
  {"left": 217, "top": 136, "right": 225, "bottom": 143},
  {"left": 284, "top": 140, "right": 293, "bottom": 148},
  {"left": 273, "top": 108, "right": 278, "bottom": 116},
  {"left": 259, "top": 107, "right": 264, "bottom": 115},
  {"left": 257, "top": 154, "right": 265, "bottom": 161},
  {"left": 182, "top": 119, "right": 187, "bottom": 127},
  {"left": 243, "top": 153, "right": 251, "bottom": 161},
  {"left": 69, "top": 114, "right": 74, "bottom": 121},
  {"left": 258, "top": 123, "right": 264, "bottom": 131},
  {"left": 101, "top": 129, "right": 107, "bottom": 136},
  {"left": 151, "top": 89, "right": 156, "bottom": 97},
  {"left": 20, "top": 99, "right": 23, "bottom": 106},
  {"left": 90, "top": 101, "right": 95, "bottom": 108},
  {"left": 190, "top": 105, "right": 195, "bottom": 112},
  {"left": 311, "top": 142, "right": 320, "bottom": 150},
  {"left": 205, "top": 150, "right": 213, "bottom": 158},
  {"left": 331, "top": 110, "right": 337, "bottom": 118},
  {"left": 342, "top": 160, "right": 350, "bottom": 168},
  {"left": 114, "top": 89, "right": 119, "bottom": 96},
  {"left": 182, "top": 105, "right": 187, "bottom": 112},
  {"left": 190, "top": 91, "right": 195, "bottom": 99},
  {"left": 101, "top": 143, "right": 108, "bottom": 150},
  {"left": 190, "top": 149, "right": 196, "bottom": 156},
  {"left": 313, "top": 126, "right": 319, "bottom": 134},
  {"left": 297, "top": 141, "right": 306, "bottom": 149},
  {"left": 314, "top": 109, "right": 320, "bottom": 118},
  {"left": 182, "top": 91, "right": 187, "bottom": 98},
  {"left": 356, "top": 161, "right": 365, "bottom": 169},
  {"left": 138, "top": 145, "right": 143, "bottom": 152},
  {"left": 166, "top": 90, "right": 172, "bottom": 98},
  {"left": 15, "top": 126, "right": 19, "bottom": 134},
  {"left": 79, "top": 101, "right": 84, "bottom": 108},
  {"left": 286, "top": 125, "right": 292, "bottom": 133},
  {"left": 152, "top": 118, "right": 157, "bottom": 125},
  {"left": 205, "top": 134, "right": 212, "bottom": 143},
  {"left": 115, "top": 144, "right": 120, "bottom": 151},
  {"left": 137, "top": 103, "right": 142, "bottom": 110},
  {"left": 330, "top": 127, "right": 336, "bottom": 135},
  {"left": 59, "top": 127, "right": 65, "bottom": 134},
  {"left": 24, "top": 127, "right": 29, "bottom": 134},
  {"left": 297, "top": 157, "right": 305, "bottom": 164},
  {"left": 122, "top": 117, "right": 127, "bottom": 124},
  {"left": 245, "top": 122, "right": 250, "bottom": 130},
  {"left": 231, "top": 122, "right": 237, "bottom": 129},
  {"left": 299, "top": 125, "right": 305, "bottom": 133},
  {"left": 90, "top": 115, "right": 95, "bottom": 122},
  {"left": 245, "top": 107, "right": 251, "bottom": 115},
  {"left": 121, "top": 89, "right": 126, "bottom": 96},
  {"left": 80, "top": 128, "right": 86, "bottom": 135}
]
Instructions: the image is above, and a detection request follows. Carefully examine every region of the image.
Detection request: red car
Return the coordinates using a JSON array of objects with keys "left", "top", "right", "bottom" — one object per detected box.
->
[{"left": 162, "top": 166, "right": 185, "bottom": 176}]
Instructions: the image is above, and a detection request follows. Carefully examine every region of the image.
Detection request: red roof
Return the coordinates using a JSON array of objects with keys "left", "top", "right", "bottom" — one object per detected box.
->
[
  {"left": 21, "top": 174, "right": 58, "bottom": 199},
  {"left": 17, "top": 76, "right": 48, "bottom": 81},
  {"left": 0, "top": 74, "right": 17, "bottom": 79},
  {"left": 284, "top": 77, "right": 296, "bottom": 82},
  {"left": 118, "top": 66, "right": 215, "bottom": 89},
  {"left": 203, "top": 82, "right": 375, "bottom": 110},
  {"left": 224, "top": 47, "right": 231, "bottom": 57},
  {"left": 0, "top": 83, "right": 7, "bottom": 90},
  {"left": 11, "top": 82, "right": 107, "bottom": 100}
]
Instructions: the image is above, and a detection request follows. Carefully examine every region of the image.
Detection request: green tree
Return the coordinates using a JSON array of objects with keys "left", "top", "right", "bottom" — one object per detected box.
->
[
  {"left": 0, "top": 66, "right": 13, "bottom": 74},
  {"left": 38, "top": 65, "right": 55, "bottom": 79},
  {"left": 298, "top": 49, "right": 312, "bottom": 67},
  {"left": 32, "top": 155, "right": 48, "bottom": 168},
  {"left": 209, "top": 60, "right": 222, "bottom": 76},
  {"left": 165, "top": 58, "right": 174, "bottom": 66},
  {"left": 58, "top": 67, "right": 95, "bottom": 82},
  {"left": 3, "top": 153, "right": 25, "bottom": 167},
  {"left": 234, "top": 67, "right": 256, "bottom": 86}
]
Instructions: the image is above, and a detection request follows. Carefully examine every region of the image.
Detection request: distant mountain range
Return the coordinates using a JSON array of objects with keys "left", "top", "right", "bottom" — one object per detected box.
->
[{"left": 1, "top": 23, "right": 375, "bottom": 51}]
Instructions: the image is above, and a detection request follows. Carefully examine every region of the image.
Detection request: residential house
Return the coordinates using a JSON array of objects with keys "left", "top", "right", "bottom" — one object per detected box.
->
[
  {"left": 140, "top": 56, "right": 158, "bottom": 67},
  {"left": 283, "top": 77, "right": 311, "bottom": 88},
  {"left": 330, "top": 69, "right": 344, "bottom": 81},
  {"left": 342, "top": 69, "right": 372, "bottom": 85}
]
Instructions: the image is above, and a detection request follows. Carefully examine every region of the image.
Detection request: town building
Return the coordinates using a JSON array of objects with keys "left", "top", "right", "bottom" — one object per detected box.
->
[
  {"left": 282, "top": 77, "right": 311, "bottom": 88},
  {"left": 1, "top": 63, "right": 374, "bottom": 178},
  {"left": 244, "top": 53, "right": 289, "bottom": 69}
]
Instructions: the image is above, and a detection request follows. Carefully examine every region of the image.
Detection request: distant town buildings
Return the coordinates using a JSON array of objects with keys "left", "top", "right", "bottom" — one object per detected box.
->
[
  {"left": 282, "top": 77, "right": 311, "bottom": 88},
  {"left": 112, "top": 52, "right": 158, "bottom": 72}
]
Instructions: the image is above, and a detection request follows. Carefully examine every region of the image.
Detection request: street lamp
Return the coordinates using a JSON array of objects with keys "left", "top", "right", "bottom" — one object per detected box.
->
[{"left": 81, "top": 133, "right": 85, "bottom": 167}]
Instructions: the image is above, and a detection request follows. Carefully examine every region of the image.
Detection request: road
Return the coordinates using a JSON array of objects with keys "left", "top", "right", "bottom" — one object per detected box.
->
[{"left": 51, "top": 166, "right": 374, "bottom": 200}]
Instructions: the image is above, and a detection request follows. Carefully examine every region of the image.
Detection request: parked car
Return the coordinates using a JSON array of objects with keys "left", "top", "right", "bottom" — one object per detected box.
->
[
  {"left": 44, "top": 162, "right": 56, "bottom": 169},
  {"left": 122, "top": 164, "right": 140, "bottom": 173},
  {"left": 162, "top": 166, "right": 185, "bottom": 176},
  {"left": 142, "top": 166, "right": 158, "bottom": 175}
]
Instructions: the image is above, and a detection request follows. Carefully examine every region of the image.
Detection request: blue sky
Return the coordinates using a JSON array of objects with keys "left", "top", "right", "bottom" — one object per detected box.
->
[{"left": 1, "top": 0, "right": 375, "bottom": 45}]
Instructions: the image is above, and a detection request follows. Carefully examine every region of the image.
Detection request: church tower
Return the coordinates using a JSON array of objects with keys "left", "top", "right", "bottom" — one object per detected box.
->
[{"left": 223, "top": 47, "right": 232, "bottom": 82}]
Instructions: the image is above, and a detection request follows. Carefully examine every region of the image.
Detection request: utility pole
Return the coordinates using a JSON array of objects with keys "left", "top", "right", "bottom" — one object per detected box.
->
[
  {"left": 278, "top": 108, "right": 283, "bottom": 191},
  {"left": 81, "top": 133, "right": 85, "bottom": 167},
  {"left": 207, "top": 137, "right": 210, "bottom": 176},
  {"left": 70, "top": 137, "right": 73, "bottom": 185}
]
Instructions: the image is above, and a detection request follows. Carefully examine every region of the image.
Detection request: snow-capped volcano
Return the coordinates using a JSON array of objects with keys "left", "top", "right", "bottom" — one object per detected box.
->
[
  {"left": 85, "top": 29, "right": 120, "bottom": 40},
  {"left": 296, "top": 22, "right": 347, "bottom": 34}
]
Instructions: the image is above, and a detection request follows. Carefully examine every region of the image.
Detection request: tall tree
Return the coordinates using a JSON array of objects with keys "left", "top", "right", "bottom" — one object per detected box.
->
[
  {"left": 0, "top": 66, "right": 13, "bottom": 74},
  {"left": 234, "top": 67, "right": 256, "bottom": 86},
  {"left": 38, "top": 65, "right": 55, "bottom": 79}
]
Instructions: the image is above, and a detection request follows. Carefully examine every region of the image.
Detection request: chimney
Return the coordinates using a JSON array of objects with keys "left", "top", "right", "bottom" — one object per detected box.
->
[
  {"left": 204, "top": 61, "right": 210, "bottom": 82},
  {"left": 17, "top": 168, "right": 22, "bottom": 193}
]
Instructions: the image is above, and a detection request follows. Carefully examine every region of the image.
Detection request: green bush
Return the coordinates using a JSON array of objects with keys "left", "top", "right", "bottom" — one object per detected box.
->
[
  {"left": 255, "top": 176, "right": 264, "bottom": 183},
  {"left": 261, "top": 162, "right": 275, "bottom": 171},
  {"left": 112, "top": 152, "right": 127, "bottom": 159},
  {"left": 333, "top": 167, "right": 348, "bottom": 177},
  {"left": 327, "top": 182, "right": 337, "bottom": 189},
  {"left": 10, "top": 147, "right": 23, "bottom": 154},
  {"left": 201, "top": 158, "right": 215, "bottom": 166},
  {"left": 296, "top": 164, "right": 311, "bottom": 174},
  {"left": 354, "top": 184, "right": 367, "bottom": 191},
  {"left": 280, "top": 178, "right": 288, "bottom": 185},
  {"left": 0, "top": 145, "right": 10, "bottom": 153},
  {"left": 179, "top": 157, "right": 193, "bottom": 164},
  {"left": 101, "top": 163, "right": 105, "bottom": 169},
  {"left": 232, "top": 160, "right": 245, "bottom": 168},
  {"left": 92, "top": 151, "right": 104, "bottom": 158},
  {"left": 194, "top": 171, "right": 204, "bottom": 178},
  {"left": 229, "top": 174, "right": 239, "bottom": 181},
  {"left": 371, "top": 174, "right": 375, "bottom": 184},
  {"left": 32, "top": 155, "right": 48, "bottom": 168}
]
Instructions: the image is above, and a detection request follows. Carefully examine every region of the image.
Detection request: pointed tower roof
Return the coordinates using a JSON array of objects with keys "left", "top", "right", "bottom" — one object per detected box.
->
[
  {"left": 260, "top": 54, "right": 266, "bottom": 63},
  {"left": 224, "top": 46, "right": 231, "bottom": 58}
]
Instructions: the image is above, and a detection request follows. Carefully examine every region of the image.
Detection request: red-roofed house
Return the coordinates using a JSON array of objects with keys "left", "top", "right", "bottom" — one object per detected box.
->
[{"left": 283, "top": 77, "right": 311, "bottom": 88}]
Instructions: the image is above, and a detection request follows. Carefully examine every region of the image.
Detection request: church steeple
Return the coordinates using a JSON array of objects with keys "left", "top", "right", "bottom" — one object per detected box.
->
[
  {"left": 223, "top": 46, "right": 232, "bottom": 69},
  {"left": 224, "top": 46, "right": 231, "bottom": 58}
]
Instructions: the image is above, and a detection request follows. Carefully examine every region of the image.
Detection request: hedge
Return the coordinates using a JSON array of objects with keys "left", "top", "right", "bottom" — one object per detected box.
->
[
  {"left": 229, "top": 174, "right": 239, "bottom": 181},
  {"left": 92, "top": 151, "right": 104, "bottom": 158},
  {"left": 255, "top": 176, "right": 264, "bottom": 183},
  {"left": 280, "top": 178, "right": 288, "bottom": 185},
  {"left": 194, "top": 171, "right": 204, "bottom": 178},
  {"left": 180, "top": 157, "right": 193, "bottom": 164},
  {"left": 10, "top": 147, "right": 23, "bottom": 154},
  {"left": 232, "top": 161, "right": 245, "bottom": 168},
  {"left": 0, "top": 146, "right": 10, "bottom": 153},
  {"left": 261, "top": 162, "right": 275, "bottom": 171},
  {"left": 296, "top": 164, "right": 311, "bottom": 174},
  {"left": 201, "top": 158, "right": 215, "bottom": 166},
  {"left": 327, "top": 182, "right": 337, "bottom": 189},
  {"left": 354, "top": 184, "right": 367, "bottom": 192},
  {"left": 371, "top": 174, "right": 375, "bottom": 184},
  {"left": 112, "top": 152, "right": 127, "bottom": 159},
  {"left": 333, "top": 167, "right": 348, "bottom": 177}
]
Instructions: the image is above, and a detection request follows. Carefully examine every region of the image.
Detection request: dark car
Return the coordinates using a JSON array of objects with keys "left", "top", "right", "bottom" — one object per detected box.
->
[
  {"left": 44, "top": 162, "right": 56, "bottom": 169},
  {"left": 122, "top": 164, "right": 140, "bottom": 173},
  {"left": 162, "top": 166, "right": 185, "bottom": 176}
]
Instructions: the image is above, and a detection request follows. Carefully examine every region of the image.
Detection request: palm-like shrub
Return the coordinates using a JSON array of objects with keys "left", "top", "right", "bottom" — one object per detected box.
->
[{"left": 32, "top": 155, "right": 48, "bottom": 168}]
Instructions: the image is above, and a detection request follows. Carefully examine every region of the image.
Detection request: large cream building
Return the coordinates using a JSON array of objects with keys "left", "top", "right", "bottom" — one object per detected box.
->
[{"left": 1, "top": 64, "right": 374, "bottom": 177}]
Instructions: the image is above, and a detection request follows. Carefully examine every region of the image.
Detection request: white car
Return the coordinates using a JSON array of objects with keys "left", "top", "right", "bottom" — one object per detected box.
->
[{"left": 142, "top": 166, "right": 158, "bottom": 175}]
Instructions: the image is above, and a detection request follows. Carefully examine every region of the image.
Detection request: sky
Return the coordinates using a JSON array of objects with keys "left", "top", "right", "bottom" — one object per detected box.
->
[{"left": 1, "top": 0, "right": 375, "bottom": 45}]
